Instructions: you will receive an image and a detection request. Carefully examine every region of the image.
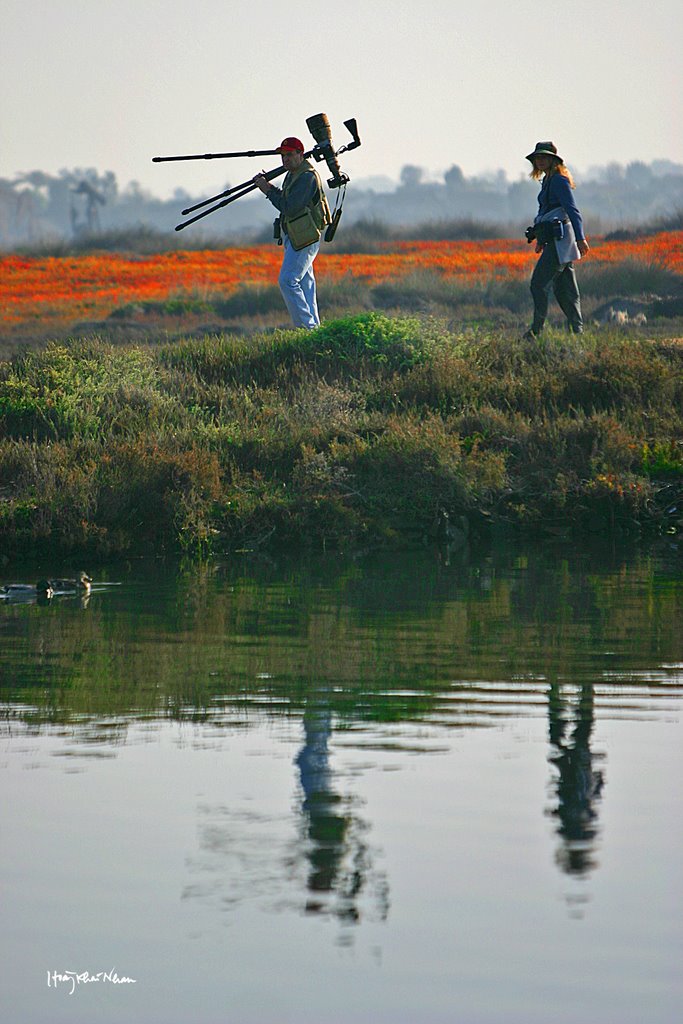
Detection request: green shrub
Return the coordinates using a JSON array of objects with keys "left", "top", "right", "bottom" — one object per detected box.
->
[
  {"left": 641, "top": 440, "right": 683, "bottom": 478},
  {"left": 0, "top": 341, "right": 161, "bottom": 440},
  {"left": 305, "top": 312, "right": 435, "bottom": 370}
]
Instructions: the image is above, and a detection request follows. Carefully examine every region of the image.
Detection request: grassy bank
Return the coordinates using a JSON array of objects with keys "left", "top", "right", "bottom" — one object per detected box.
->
[{"left": 1, "top": 312, "right": 682, "bottom": 558}]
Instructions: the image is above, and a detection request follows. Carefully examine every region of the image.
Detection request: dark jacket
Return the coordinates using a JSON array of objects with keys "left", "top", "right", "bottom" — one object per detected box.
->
[
  {"left": 537, "top": 172, "right": 585, "bottom": 241},
  {"left": 266, "top": 161, "right": 321, "bottom": 227}
]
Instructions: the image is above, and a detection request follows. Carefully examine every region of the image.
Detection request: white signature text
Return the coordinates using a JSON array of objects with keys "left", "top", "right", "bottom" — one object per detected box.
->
[{"left": 47, "top": 969, "right": 137, "bottom": 995}]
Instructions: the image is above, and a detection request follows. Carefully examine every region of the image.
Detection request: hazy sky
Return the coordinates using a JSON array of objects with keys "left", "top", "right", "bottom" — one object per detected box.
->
[{"left": 2, "top": 0, "right": 681, "bottom": 199}]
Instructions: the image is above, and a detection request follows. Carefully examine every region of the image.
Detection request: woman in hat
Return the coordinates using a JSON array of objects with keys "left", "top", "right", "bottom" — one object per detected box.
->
[{"left": 524, "top": 142, "right": 589, "bottom": 339}]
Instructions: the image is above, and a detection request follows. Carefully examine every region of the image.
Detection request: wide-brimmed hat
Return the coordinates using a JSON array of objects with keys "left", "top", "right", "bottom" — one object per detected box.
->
[
  {"left": 276, "top": 137, "right": 304, "bottom": 154},
  {"left": 526, "top": 141, "right": 563, "bottom": 164}
]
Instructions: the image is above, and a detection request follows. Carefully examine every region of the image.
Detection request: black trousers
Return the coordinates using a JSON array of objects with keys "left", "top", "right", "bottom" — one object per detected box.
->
[{"left": 529, "top": 244, "right": 583, "bottom": 333}]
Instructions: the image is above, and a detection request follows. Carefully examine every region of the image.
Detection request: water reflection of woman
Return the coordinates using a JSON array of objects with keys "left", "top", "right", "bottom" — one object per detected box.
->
[{"left": 547, "top": 678, "right": 605, "bottom": 875}]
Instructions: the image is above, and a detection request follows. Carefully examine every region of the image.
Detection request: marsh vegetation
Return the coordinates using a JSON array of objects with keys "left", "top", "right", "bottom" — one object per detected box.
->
[{"left": 1, "top": 309, "right": 682, "bottom": 558}]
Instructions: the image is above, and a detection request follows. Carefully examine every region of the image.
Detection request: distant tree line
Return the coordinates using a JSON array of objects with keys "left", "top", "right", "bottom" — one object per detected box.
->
[
  {"left": 346, "top": 159, "right": 683, "bottom": 234},
  {"left": 1, "top": 159, "right": 682, "bottom": 248}
]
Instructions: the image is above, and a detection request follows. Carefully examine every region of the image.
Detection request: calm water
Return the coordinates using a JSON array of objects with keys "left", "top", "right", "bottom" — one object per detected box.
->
[{"left": 1, "top": 539, "right": 682, "bottom": 1023}]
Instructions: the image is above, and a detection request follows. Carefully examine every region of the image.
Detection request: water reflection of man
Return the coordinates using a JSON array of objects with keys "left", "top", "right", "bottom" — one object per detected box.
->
[
  {"left": 547, "top": 678, "right": 605, "bottom": 875},
  {"left": 295, "top": 704, "right": 388, "bottom": 924}
]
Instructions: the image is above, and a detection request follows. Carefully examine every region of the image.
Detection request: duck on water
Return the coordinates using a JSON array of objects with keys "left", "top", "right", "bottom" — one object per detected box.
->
[
  {"left": 48, "top": 572, "right": 93, "bottom": 595},
  {"left": 0, "top": 572, "right": 92, "bottom": 601}
]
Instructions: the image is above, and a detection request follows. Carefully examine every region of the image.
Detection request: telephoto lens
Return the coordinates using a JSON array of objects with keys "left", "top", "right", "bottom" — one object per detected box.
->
[
  {"left": 305, "top": 113, "right": 348, "bottom": 188},
  {"left": 305, "top": 113, "right": 333, "bottom": 147}
]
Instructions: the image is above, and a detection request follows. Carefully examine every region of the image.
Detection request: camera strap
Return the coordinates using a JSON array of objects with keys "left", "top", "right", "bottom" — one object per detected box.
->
[{"left": 325, "top": 182, "right": 346, "bottom": 242}]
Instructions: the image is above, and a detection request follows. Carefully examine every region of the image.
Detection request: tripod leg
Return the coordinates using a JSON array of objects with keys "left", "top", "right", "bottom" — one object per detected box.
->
[{"left": 175, "top": 181, "right": 261, "bottom": 230}]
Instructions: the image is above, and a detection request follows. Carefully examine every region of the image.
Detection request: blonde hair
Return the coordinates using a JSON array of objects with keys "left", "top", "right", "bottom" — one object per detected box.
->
[{"left": 530, "top": 158, "right": 576, "bottom": 188}]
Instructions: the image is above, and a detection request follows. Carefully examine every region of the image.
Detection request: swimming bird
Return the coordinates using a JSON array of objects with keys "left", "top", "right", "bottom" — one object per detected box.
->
[
  {"left": 0, "top": 579, "right": 54, "bottom": 600},
  {"left": 47, "top": 571, "right": 93, "bottom": 594}
]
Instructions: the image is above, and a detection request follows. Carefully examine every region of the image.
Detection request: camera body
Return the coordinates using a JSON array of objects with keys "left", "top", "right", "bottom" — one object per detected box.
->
[{"left": 525, "top": 219, "right": 566, "bottom": 245}]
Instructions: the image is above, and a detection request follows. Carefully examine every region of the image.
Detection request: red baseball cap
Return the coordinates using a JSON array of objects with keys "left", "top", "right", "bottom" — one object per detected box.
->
[{"left": 277, "top": 137, "right": 304, "bottom": 153}]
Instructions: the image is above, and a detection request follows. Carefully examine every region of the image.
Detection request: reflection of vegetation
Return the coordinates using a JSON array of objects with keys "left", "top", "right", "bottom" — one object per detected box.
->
[
  {"left": 1, "top": 541, "right": 681, "bottom": 737},
  {"left": 3, "top": 542, "right": 681, "bottom": 904}
]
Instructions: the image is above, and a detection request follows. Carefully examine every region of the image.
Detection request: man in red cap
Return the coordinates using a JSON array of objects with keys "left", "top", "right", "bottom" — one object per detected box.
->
[{"left": 254, "top": 138, "right": 330, "bottom": 329}]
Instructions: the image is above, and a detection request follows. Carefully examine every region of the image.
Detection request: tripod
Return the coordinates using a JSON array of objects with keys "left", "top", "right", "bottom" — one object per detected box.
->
[{"left": 152, "top": 116, "right": 360, "bottom": 232}]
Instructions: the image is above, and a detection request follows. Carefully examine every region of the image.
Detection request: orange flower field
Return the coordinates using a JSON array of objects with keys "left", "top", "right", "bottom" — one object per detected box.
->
[{"left": 1, "top": 231, "right": 682, "bottom": 332}]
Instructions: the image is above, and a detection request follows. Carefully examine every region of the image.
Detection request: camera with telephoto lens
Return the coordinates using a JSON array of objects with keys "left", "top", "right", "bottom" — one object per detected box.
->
[
  {"left": 306, "top": 113, "right": 349, "bottom": 189},
  {"left": 525, "top": 225, "right": 536, "bottom": 244}
]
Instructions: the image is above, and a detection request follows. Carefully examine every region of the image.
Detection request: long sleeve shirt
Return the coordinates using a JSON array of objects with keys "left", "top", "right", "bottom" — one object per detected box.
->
[
  {"left": 265, "top": 161, "right": 319, "bottom": 219},
  {"left": 537, "top": 173, "right": 585, "bottom": 241}
]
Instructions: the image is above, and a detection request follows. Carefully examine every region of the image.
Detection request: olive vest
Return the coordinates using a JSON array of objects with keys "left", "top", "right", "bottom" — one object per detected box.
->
[{"left": 281, "top": 160, "right": 331, "bottom": 236}]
